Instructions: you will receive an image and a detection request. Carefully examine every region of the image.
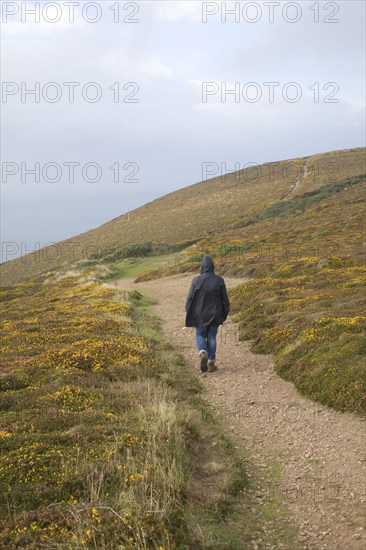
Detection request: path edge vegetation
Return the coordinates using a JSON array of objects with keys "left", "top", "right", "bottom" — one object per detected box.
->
[{"left": 126, "top": 288, "right": 251, "bottom": 549}]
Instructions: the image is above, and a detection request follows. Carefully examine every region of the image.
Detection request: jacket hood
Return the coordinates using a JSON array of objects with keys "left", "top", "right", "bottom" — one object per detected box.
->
[{"left": 201, "top": 256, "right": 215, "bottom": 274}]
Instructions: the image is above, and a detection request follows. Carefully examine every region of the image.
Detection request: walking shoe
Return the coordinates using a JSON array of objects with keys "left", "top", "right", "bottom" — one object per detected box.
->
[
  {"left": 199, "top": 351, "right": 208, "bottom": 372},
  {"left": 208, "top": 362, "right": 217, "bottom": 373}
]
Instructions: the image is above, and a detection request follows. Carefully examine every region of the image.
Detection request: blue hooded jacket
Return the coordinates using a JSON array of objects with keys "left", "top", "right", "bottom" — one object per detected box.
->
[{"left": 185, "top": 256, "right": 230, "bottom": 327}]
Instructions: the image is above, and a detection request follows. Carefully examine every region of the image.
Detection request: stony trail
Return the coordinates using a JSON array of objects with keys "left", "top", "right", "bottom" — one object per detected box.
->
[
  {"left": 113, "top": 274, "right": 365, "bottom": 550},
  {"left": 283, "top": 159, "right": 309, "bottom": 200}
]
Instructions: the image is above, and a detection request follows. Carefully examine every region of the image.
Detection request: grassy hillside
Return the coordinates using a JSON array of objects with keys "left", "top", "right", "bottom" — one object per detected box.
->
[
  {"left": 1, "top": 148, "right": 365, "bottom": 286},
  {"left": 0, "top": 270, "right": 250, "bottom": 548},
  {"left": 1, "top": 147, "right": 365, "bottom": 414}
]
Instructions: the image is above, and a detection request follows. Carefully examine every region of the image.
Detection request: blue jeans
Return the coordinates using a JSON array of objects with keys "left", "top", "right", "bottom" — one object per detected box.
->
[{"left": 196, "top": 325, "right": 218, "bottom": 363}]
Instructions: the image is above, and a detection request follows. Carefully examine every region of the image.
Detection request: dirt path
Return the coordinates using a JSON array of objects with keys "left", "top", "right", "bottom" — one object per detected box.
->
[
  {"left": 113, "top": 274, "right": 365, "bottom": 550},
  {"left": 284, "top": 159, "right": 309, "bottom": 199}
]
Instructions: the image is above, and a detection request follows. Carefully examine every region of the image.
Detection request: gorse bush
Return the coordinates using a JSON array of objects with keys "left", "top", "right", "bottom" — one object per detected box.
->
[
  {"left": 89, "top": 242, "right": 190, "bottom": 264},
  {"left": 0, "top": 274, "right": 189, "bottom": 548},
  {"left": 230, "top": 262, "right": 366, "bottom": 414},
  {"left": 90, "top": 242, "right": 153, "bottom": 262}
]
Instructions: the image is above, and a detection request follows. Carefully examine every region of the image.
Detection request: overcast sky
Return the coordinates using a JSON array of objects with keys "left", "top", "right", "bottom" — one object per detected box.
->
[{"left": 1, "top": 0, "right": 365, "bottom": 262}]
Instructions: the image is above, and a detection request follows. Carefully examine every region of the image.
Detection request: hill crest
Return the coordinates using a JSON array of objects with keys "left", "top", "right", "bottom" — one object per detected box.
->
[{"left": 1, "top": 147, "right": 365, "bottom": 286}]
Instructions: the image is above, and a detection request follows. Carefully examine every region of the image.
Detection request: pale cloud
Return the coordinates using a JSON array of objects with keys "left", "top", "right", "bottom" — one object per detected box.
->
[
  {"left": 148, "top": 1, "right": 203, "bottom": 22},
  {"left": 138, "top": 56, "right": 175, "bottom": 79},
  {"left": 1, "top": 2, "right": 84, "bottom": 36},
  {"left": 93, "top": 49, "right": 140, "bottom": 76}
]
